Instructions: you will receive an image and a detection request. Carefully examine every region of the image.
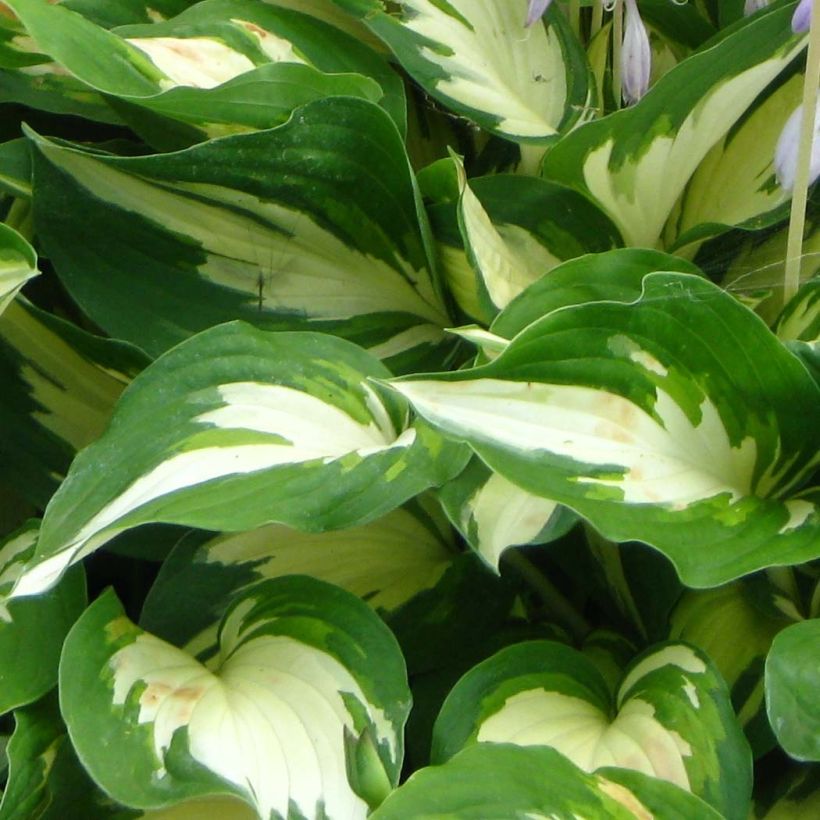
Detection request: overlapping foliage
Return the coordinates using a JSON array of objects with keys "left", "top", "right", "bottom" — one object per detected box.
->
[{"left": 0, "top": 0, "right": 818, "bottom": 817}]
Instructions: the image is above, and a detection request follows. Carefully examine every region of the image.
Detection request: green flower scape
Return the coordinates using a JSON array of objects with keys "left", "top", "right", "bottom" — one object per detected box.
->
[{"left": 0, "top": 1, "right": 818, "bottom": 818}]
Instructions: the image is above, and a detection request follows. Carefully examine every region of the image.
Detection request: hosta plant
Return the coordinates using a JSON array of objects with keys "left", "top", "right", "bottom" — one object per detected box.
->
[{"left": 0, "top": 0, "right": 818, "bottom": 817}]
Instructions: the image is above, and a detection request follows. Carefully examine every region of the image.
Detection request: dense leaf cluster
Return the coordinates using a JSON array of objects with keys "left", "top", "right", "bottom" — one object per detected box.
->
[{"left": 0, "top": 1, "right": 818, "bottom": 818}]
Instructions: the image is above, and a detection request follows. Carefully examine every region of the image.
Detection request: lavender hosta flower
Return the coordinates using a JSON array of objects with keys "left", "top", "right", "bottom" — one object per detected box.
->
[
  {"left": 621, "top": 0, "right": 651, "bottom": 105},
  {"left": 525, "top": 0, "right": 553, "bottom": 27},
  {"left": 743, "top": 0, "right": 768, "bottom": 15},
  {"left": 774, "top": 99, "right": 820, "bottom": 192},
  {"left": 792, "top": 0, "right": 812, "bottom": 33}
]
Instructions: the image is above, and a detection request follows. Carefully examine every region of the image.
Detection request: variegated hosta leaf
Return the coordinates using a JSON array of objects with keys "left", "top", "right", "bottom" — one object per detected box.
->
[
  {"left": 370, "top": 741, "right": 724, "bottom": 820},
  {"left": 432, "top": 640, "right": 752, "bottom": 819},
  {"left": 489, "top": 247, "right": 702, "bottom": 341},
  {"left": 330, "top": 0, "right": 594, "bottom": 143},
  {"left": 0, "top": 221, "right": 36, "bottom": 315},
  {"left": 0, "top": 298, "right": 148, "bottom": 506},
  {"left": 541, "top": 3, "right": 807, "bottom": 247},
  {"left": 0, "top": 521, "right": 85, "bottom": 714},
  {"left": 670, "top": 582, "right": 789, "bottom": 756},
  {"left": 428, "top": 171, "right": 623, "bottom": 325},
  {"left": 437, "top": 457, "right": 576, "bottom": 572},
  {"left": 60, "top": 576, "right": 411, "bottom": 819},
  {"left": 12, "top": 323, "right": 466, "bottom": 599},
  {"left": 664, "top": 71, "right": 802, "bottom": 251},
  {"left": 765, "top": 618, "right": 820, "bottom": 762},
  {"left": 112, "top": 0, "right": 406, "bottom": 136},
  {"left": 390, "top": 272, "right": 820, "bottom": 588},
  {"left": 29, "top": 96, "right": 451, "bottom": 371},
  {"left": 140, "top": 497, "right": 456, "bottom": 656}
]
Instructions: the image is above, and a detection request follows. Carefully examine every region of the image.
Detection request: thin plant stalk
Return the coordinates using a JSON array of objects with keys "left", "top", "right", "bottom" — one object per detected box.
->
[
  {"left": 5, "top": 197, "right": 32, "bottom": 240},
  {"left": 568, "top": 0, "right": 581, "bottom": 38},
  {"left": 783, "top": 0, "right": 820, "bottom": 304},
  {"left": 591, "top": 0, "right": 605, "bottom": 38},
  {"left": 612, "top": 0, "right": 624, "bottom": 109},
  {"left": 504, "top": 549, "right": 591, "bottom": 642}
]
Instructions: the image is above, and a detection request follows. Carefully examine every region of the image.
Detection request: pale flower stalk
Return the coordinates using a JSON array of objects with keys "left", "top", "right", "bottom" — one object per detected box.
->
[
  {"left": 775, "top": 99, "right": 820, "bottom": 191},
  {"left": 621, "top": 0, "right": 651, "bottom": 104}
]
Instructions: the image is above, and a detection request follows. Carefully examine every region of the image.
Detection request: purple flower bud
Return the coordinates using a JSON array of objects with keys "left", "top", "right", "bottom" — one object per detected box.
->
[
  {"left": 526, "top": 0, "right": 553, "bottom": 27},
  {"left": 621, "top": 0, "right": 651, "bottom": 105},
  {"left": 743, "top": 0, "right": 769, "bottom": 15},
  {"left": 792, "top": 0, "right": 812, "bottom": 32},
  {"left": 774, "top": 100, "right": 820, "bottom": 192}
]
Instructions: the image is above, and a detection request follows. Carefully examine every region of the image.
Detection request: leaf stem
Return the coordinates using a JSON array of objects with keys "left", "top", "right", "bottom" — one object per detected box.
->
[
  {"left": 784, "top": 0, "right": 820, "bottom": 305},
  {"left": 5, "top": 197, "right": 33, "bottom": 240},
  {"left": 504, "top": 548, "right": 591, "bottom": 642},
  {"left": 568, "top": 0, "right": 581, "bottom": 39},
  {"left": 591, "top": 0, "right": 604, "bottom": 38}
]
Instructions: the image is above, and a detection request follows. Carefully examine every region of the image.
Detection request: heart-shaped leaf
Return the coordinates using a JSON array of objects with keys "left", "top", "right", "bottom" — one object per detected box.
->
[
  {"left": 60, "top": 576, "right": 411, "bottom": 818},
  {"left": 432, "top": 640, "right": 752, "bottom": 819}
]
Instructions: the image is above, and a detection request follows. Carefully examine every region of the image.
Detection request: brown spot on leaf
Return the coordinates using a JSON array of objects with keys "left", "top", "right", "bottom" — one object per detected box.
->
[
  {"left": 140, "top": 682, "right": 173, "bottom": 708},
  {"left": 236, "top": 20, "right": 266, "bottom": 37}
]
